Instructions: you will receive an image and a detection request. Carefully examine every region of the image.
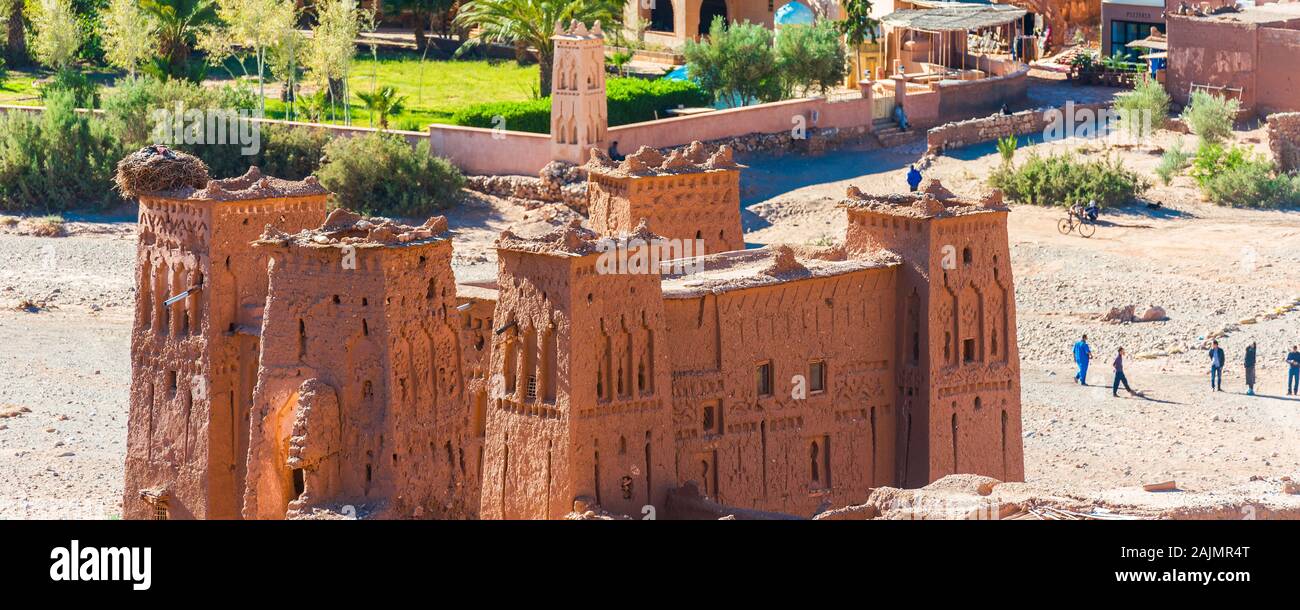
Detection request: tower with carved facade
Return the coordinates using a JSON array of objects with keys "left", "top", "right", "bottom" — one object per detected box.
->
[
  {"left": 480, "top": 220, "right": 674, "bottom": 519},
  {"left": 550, "top": 20, "right": 608, "bottom": 165},
  {"left": 842, "top": 184, "right": 1023, "bottom": 488},
  {"left": 123, "top": 168, "right": 329, "bottom": 520}
]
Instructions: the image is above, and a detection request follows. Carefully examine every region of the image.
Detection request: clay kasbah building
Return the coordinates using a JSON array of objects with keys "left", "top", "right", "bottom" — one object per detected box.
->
[{"left": 122, "top": 148, "right": 1022, "bottom": 521}]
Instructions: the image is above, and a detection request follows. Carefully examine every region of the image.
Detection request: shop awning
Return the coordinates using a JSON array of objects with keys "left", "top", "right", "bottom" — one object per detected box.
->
[
  {"left": 881, "top": 5, "right": 1028, "bottom": 32},
  {"left": 1126, "top": 35, "right": 1168, "bottom": 50}
]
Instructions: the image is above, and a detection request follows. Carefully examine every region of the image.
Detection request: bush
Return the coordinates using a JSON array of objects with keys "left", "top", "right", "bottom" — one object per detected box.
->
[
  {"left": 255, "top": 125, "right": 331, "bottom": 181},
  {"left": 0, "top": 90, "right": 122, "bottom": 213},
  {"left": 451, "top": 78, "right": 710, "bottom": 133},
  {"left": 1154, "top": 137, "right": 1190, "bottom": 185},
  {"left": 989, "top": 152, "right": 1148, "bottom": 208},
  {"left": 775, "top": 21, "right": 847, "bottom": 97},
  {"left": 316, "top": 132, "right": 464, "bottom": 217},
  {"left": 41, "top": 68, "right": 100, "bottom": 109},
  {"left": 996, "top": 135, "right": 1017, "bottom": 166},
  {"left": 1191, "top": 141, "right": 1300, "bottom": 207},
  {"left": 1114, "top": 74, "right": 1168, "bottom": 139},
  {"left": 684, "top": 17, "right": 782, "bottom": 108},
  {"left": 1181, "top": 90, "right": 1239, "bottom": 144}
]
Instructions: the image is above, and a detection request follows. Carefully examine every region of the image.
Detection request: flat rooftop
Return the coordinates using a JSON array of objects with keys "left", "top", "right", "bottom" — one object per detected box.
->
[
  {"left": 254, "top": 208, "right": 449, "bottom": 249},
  {"left": 1179, "top": 2, "right": 1300, "bottom": 24},
  {"left": 839, "top": 179, "right": 1009, "bottom": 219},
  {"left": 660, "top": 245, "right": 899, "bottom": 299}
]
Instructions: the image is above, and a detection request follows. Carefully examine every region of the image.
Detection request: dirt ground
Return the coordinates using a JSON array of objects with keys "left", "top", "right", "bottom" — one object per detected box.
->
[{"left": 2, "top": 121, "right": 1297, "bottom": 519}]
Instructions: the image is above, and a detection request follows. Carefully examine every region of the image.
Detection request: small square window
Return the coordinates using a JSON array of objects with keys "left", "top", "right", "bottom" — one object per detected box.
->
[
  {"left": 756, "top": 361, "right": 773, "bottom": 397},
  {"left": 963, "top": 338, "right": 977, "bottom": 363},
  {"left": 809, "top": 361, "right": 826, "bottom": 393}
]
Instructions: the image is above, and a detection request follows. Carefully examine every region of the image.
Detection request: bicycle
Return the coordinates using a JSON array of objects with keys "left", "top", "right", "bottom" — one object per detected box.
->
[{"left": 1057, "top": 208, "right": 1097, "bottom": 238}]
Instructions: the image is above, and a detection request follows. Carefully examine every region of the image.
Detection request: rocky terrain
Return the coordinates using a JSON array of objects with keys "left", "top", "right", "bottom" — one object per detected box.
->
[{"left": 1, "top": 124, "right": 1297, "bottom": 518}]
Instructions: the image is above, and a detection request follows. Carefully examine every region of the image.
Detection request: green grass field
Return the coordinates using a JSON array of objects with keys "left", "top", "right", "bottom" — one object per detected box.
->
[
  {"left": 264, "top": 55, "right": 541, "bottom": 130},
  {"left": 1, "top": 53, "right": 541, "bottom": 130}
]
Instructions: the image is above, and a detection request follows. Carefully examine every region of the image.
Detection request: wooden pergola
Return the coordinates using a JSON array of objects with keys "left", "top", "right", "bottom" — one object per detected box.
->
[{"left": 881, "top": 3, "right": 1029, "bottom": 77}]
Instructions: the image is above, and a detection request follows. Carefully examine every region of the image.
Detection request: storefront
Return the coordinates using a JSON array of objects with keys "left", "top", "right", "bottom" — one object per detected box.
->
[{"left": 1101, "top": 0, "right": 1166, "bottom": 59}]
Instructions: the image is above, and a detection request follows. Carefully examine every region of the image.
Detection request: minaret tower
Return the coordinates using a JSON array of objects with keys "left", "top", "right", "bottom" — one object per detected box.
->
[{"left": 550, "top": 19, "right": 608, "bottom": 164}]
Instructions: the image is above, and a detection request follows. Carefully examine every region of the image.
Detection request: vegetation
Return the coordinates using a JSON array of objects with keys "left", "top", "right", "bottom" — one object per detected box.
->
[
  {"left": 0, "top": 90, "right": 122, "bottom": 212},
  {"left": 774, "top": 21, "right": 848, "bottom": 97},
  {"left": 1113, "top": 74, "right": 1169, "bottom": 139},
  {"left": 382, "top": 0, "right": 456, "bottom": 53},
  {"left": 1181, "top": 90, "right": 1239, "bottom": 144},
  {"left": 685, "top": 17, "right": 781, "bottom": 107},
  {"left": 454, "top": 0, "right": 623, "bottom": 97},
  {"left": 357, "top": 85, "right": 407, "bottom": 129},
  {"left": 30, "top": 0, "right": 82, "bottom": 71},
  {"left": 996, "top": 135, "right": 1017, "bottom": 166},
  {"left": 101, "top": 0, "right": 158, "bottom": 76},
  {"left": 451, "top": 77, "right": 709, "bottom": 132},
  {"left": 990, "top": 152, "right": 1148, "bottom": 208},
  {"left": 1154, "top": 137, "right": 1190, "bottom": 185},
  {"left": 139, "top": 0, "right": 220, "bottom": 82},
  {"left": 200, "top": 0, "right": 299, "bottom": 115},
  {"left": 1190, "top": 141, "right": 1300, "bottom": 207},
  {"left": 837, "top": 0, "right": 879, "bottom": 82},
  {"left": 316, "top": 132, "right": 465, "bottom": 216}
]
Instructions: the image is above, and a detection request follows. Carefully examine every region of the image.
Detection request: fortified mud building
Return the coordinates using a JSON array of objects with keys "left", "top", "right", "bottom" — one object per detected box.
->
[{"left": 124, "top": 146, "right": 1023, "bottom": 520}]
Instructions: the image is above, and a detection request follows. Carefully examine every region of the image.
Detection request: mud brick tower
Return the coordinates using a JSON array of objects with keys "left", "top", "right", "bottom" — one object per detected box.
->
[
  {"left": 550, "top": 20, "right": 608, "bottom": 165},
  {"left": 842, "top": 183, "right": 1023, "bottom": 487},
  {"left": 587, "top": 143, "right": 745, "bottom": 256},
  {"left": 123, "top": 168, "right": 328, "bottom": 520},
  {"left": 480, "top": 221, "right": 674, "bottom": 519},
  {"left": 242, "top": 211, "right": 475, "bottom": 519}
]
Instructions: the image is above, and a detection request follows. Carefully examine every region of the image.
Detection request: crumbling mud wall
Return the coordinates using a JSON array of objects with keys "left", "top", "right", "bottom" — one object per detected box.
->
[
  {"left": 843, "top": 183, "right": 1023, "bottom": 488},
  {"left": 586, "top": 142, "right": 745, "bottom": 256},
  {"left": 243, "top": 211, "right": 479, "bottom": 519},
  {"left": 1268, "top": 112, "right": 1300, "bottom": 172},
  {"left": 123, "top": 168, "right": 329, "bottom": 520}
]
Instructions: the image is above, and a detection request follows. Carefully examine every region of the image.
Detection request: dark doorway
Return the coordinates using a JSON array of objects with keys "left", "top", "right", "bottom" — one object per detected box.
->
[
  {"left": 650, "top": 0, "right": 675, "bottom": 33},
  {"left": 699, "top": 0, "right": 728, "bottom": 37}
]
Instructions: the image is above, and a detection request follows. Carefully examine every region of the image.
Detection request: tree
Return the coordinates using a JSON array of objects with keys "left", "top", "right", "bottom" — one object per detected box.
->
[
  {"left": 453, "top": 0, "right": 622, "bottom": 97},
  {"left": 382, "top": 0, "right": 456, "bottom": 53},
  {"left": 305, "top": 0, "right": 372, "bottom": 125},
  {"left": 102, "top": 0, "right": 159, "bottom": 76},
  {"left": 268, "top": 26, "right": 307, "bottom": 119},
  {"left": 200, "top": 0, "right": 298, "bottom": 116},
  {"left": 139, "top": 0, "right": 220, "bottom": 81},
  {"left": 684, "top": 17, "right": 782, "bottom": 108},
  {"left": 31, "top": 0, "right": 82, "bottom": 70},
  {"left": 837, "top": 0, "right": 878, "bottom": 83},
  {"left": 4, "top": 0, "right": 30, "bottom": 67},
  {"left": 775, "top": 21, "right": 847, "bottom": 97},
  {"left": 357, "top": 85, "right": 407, "bottom": 129}
]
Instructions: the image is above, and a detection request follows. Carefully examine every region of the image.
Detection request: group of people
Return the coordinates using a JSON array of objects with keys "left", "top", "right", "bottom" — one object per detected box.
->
[
  {"left": 1072, "top": 335, "right": 1300, "bottom": 397},
  {"left": 1071, "top": 336, "right": 1138, "bottom": 397}
]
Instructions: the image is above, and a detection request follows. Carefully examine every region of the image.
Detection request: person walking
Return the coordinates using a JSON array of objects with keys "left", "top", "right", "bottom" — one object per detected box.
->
[
  {"left": 906, "top": 164, "right": 922, "bottom": 192},
  {"left": 1244, "top": 342, "right": 1257, "bottom": 396},
  {"left": 1287, "top": 346, "right": 1300, "bottom": 395},
  {"left": 1208, "top": 340, "right": 1225, "bottom": 391},
  {"left": 1072, "top": 334, "right": 1093, "bottom": 385},
  {"left": 1113, "top": 347, "right": 1136, "bottom": 397}
]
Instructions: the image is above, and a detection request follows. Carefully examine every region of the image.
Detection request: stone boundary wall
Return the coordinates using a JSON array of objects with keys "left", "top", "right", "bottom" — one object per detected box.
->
[
  {"left": 1267, "top": 112, "right": 1300, "bottom": 173},
  {"left": 926, "top": 102, "right": 1111, "bottom": 154}
]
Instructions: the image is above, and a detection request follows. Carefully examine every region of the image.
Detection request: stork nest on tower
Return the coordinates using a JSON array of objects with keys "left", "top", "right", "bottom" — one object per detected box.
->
[{"left": 114, "top": 145, "right": 211, "bottom": 198}]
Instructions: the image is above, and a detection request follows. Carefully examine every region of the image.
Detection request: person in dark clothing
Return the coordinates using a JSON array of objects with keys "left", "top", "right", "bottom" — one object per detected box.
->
[
  {"left": 1287, "top": 346, "right": 1300, "bottom": 395},
  {"left": 1208, "top": 340, "right": 1225, "bottom": 391},
  {"left": 1244, "top": 342, "right": 1257, "bottom": 396},
  {"left": 906, "top": 164, "right": 922, "bottom": 192},
  {"left": 608, "top": 140, "right": 625, "bottom": 161},
  {"left": 1113, "top": 347, "right": 1136, "bottom": 397}
]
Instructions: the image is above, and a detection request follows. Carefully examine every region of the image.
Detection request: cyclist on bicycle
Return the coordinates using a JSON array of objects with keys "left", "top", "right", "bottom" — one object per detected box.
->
[{"left": 1084, "top": 200, "right": 1099, "bottom": 222}]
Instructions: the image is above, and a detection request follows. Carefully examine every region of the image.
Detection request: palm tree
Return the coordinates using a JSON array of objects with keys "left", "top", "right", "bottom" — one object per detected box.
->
[
  {"left": 837, "top": 0, "right": 879, "bottom": 85},
  {"left": 357, "top": 85, "right": 408, "bottom": 129},
  {"left": 454, "top": 0, "right": 622, "bottom": 97},
  {"left": 5, "top": 0, "right": 30, "bottom": 67},
  {"left": 139, "top": 0, "right": 220, "bottom": 81}
]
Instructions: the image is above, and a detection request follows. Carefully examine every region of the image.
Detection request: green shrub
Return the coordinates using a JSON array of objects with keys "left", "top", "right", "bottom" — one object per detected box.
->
[
  {"left": 316, "top": 132, "right": 464, "bottom": 217},
  {"left": 996, "top": 135, "right": 1017, "bottom": 166},
  {"left": 0, "top": 90, "right": 122, "bottom": 213},
  {"left": 1191, "top": 141, "right": 1300, "bottom": 207},
  {"left": 1155, "top": 137, "right": 1190, "bottom": 185},
  {"left": 775, "top": 21, "right": 848, "bottom": 97},
  {"left": 989, "top": 152, "right": 1148, "bottom": 208},
  {"left": 1181, "top": 90, "right": 1239, "bottom": 144},
  {"left": 256, "top": 125, "right": 331, "bottom": 181},
  {"left": 41, "top": 68, "right": 100, "bottom": 109},
  {"left": 684, "top": 17, "right": 782, "bottom": 107},
  {"left": 451, "top": 78, "right": 710, "bottom": 133},
  {"left": 1114, "top": 74, "right": 1169, "bottom": 139}
]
